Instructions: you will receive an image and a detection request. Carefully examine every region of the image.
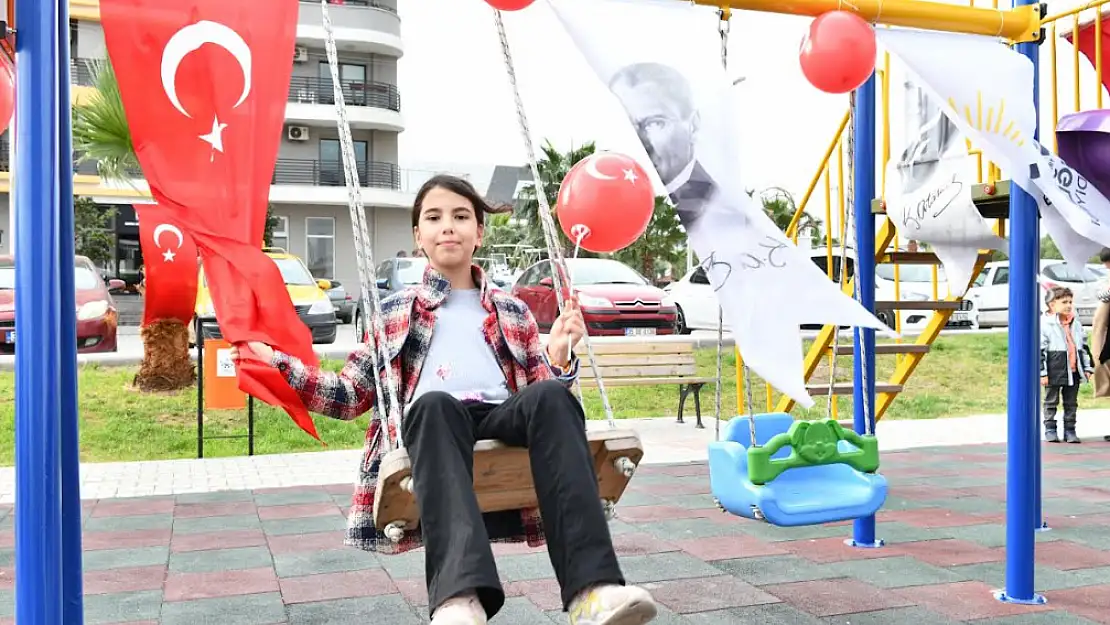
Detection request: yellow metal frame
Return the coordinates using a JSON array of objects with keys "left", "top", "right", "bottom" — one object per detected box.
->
[{"left": 695, "top": 0, "right": 1043, "bottom": 42}]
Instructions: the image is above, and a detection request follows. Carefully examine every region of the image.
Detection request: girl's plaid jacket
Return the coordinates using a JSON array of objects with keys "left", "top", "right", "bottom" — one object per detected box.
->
[{"left": 271, "top": 263, "right": 580, "bottom": 554}]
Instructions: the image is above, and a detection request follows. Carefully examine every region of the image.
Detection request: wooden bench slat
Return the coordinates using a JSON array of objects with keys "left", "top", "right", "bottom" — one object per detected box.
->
[
  {"left": 590, "top": 353, "right": 697, "bottom": 367},
  {"left": 580, "top": 364, "right": 699, "bottom": 378},
  {"left": 577, "top": 376, "right": 714, "bottom": 387},
  {"left": 574, "top": 342, "right": 697, "bottom": 356}
]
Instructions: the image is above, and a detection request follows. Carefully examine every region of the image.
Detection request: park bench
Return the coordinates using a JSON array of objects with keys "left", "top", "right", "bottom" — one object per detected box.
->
[{"left": 574, "top": 340, "right": 715, "bottom": 427}]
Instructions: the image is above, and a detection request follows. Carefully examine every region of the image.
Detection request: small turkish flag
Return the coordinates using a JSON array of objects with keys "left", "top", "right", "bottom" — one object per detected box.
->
[
  {"left": 137, "top": 205, "right": 198, "bottom": 326},
  {"left": 100, "top": 0, "right": 320, "bottom": 441}
]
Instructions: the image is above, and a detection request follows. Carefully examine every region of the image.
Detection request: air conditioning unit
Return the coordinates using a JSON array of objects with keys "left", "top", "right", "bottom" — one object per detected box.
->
[
  {"left": 287, "top": 125, "right": 310, "bottom": 142},
  {"left": 293, "top": 46, "right": 309, "bottom": 63}
]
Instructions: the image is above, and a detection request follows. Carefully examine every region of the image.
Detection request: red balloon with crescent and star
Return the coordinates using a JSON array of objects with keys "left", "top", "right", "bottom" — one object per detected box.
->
[{"left": 556, "top": 152, "right": 654, "bottom": 254}]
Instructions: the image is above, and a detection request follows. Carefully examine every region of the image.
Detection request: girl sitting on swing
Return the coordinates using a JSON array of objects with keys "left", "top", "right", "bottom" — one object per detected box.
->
[{"left": 231, "top": 175, "right": 658, "bottom": 625}]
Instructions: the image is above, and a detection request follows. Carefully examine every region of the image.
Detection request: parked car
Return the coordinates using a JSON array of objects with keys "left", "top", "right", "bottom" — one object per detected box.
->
[
  {"left": 353, "top": 257, "right": 429, "bottom": 339},
  {"left": 512, "top": 258, "right": 677, "bottom": 336},
  {"left": 967, "top": 260, "right": 1100, "bottom": 327},
  {"left": 0, "top": 255, "right": 126, "bottom": 354},
  {"left": 663, "top": 248, "right": 975, "bottom": 333},
  {"left": 326, "top": 281, "right": 355, "bottom": 324},
  {"left": 190, "top": 247, "right": 337, "bottom": 345}
]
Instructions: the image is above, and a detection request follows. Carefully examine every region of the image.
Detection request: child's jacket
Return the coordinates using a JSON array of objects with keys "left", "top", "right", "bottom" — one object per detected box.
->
[{"left": 1040, "top": 313, "right": 1094, "bottom": 386}]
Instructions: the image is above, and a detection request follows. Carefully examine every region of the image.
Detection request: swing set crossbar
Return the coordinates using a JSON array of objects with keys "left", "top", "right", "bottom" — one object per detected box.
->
[{"left": 687, "top": 0, "right": 1043, "bottom": 42}]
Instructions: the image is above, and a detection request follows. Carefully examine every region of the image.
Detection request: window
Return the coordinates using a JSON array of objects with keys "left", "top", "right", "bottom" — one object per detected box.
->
[
  {"left": 690, "top": 267, "right": 710, "bottom": 285},
  {"left": 270, "top": 257, "right": 317, "bottom": 286},
  {"left": 1042, "top": 262, "right": 1100, "bottom": 283},
  {"left": 566, "top": 259, "right": 647, "bottom": 286},
  {"left": 318, "top": 61, "right": 367, "bottom": 105},
  {"left": 376, "top": 260, "right": 392, "bottom": 282},
  {"left": 973, "top": 268, "right": 989, "bottom": 287},
  {"left": 993, "top": 267, "right": 1009, "bottom": 285},
  {"left": 270, "top": 215, "right": 289, "bottom": 251},
  {"left": 395, "top": 258, "right": 428, "bottom": 286},
  {"left": 305, "top": 217, "right": 335, "bottom": 279},
  {"left": 319, "top": 139, "right": 368, "bottom": 185}
]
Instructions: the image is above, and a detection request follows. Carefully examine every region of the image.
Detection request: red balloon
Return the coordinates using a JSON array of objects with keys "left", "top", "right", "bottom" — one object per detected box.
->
[
  {"left": 0, "top": 57, "right": 13, "bottom": 136},
  {"left": 799, "top": 11, "right": 876, "bottom": 94},
  {"left": 484, "top": 0, "right": 535, "bottom": 10},
  {"left": 556, "top": 152, "right": 654, "bottom": 254}
]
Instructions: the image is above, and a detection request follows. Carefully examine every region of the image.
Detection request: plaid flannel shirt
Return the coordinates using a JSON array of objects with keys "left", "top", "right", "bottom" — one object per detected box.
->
[{"left": 272, "top": 264, "right": 579, "bottom": 554}]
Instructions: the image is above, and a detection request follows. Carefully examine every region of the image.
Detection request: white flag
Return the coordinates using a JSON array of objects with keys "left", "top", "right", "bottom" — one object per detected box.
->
[
  {"left": 548, "top": 0, "right": 892, "bottom": 408},
  {"left": 878, "top": 28, "right": 1110, "bottom": 271},
  {"left": 884, "top": 69, "right": 1006, "bottom": 293}
]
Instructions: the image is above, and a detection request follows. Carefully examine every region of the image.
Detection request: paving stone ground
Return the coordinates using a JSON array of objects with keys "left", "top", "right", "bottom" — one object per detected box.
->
[{"left": 1, "top": 440, "right": 1109, "bottom": 624}]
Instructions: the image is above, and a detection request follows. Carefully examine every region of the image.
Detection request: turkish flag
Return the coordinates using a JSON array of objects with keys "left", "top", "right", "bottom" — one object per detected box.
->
[
  {"left": 100, "top": 0, "right": 321, "bottom": 441},
  {"left": 1066, "top": 17, "right": 1110, "bottom": 94},
  {"left": 137, "top": 205, "right": 199, "bottom": 326}
]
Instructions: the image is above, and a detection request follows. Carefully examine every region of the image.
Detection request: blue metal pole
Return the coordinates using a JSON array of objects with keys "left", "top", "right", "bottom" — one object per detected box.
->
[
  {"left": 56, "top": 0, "right": 86, "bottom": 620},
  {"left": 1026, "top": 30, "right": 1046, "bottom": 533},
  {"left": 13, "top": 0, "right": 65, "bottom": 623},
  {"left": 849, "top": 74, "right": 881, "bottom": 549},
  {"left": 997, "top": 0, "right": 1045, "bottom": 605}
]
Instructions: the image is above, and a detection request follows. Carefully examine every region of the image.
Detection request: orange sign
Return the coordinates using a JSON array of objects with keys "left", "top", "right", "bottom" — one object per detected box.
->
[{"left": 203, "top": 338, "right": 246, "bottom": 410}]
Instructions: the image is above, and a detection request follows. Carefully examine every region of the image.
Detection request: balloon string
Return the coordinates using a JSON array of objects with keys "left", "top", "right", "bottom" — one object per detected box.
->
[{"left": 566, "top": 224, "right": 590, "bottom": 364}]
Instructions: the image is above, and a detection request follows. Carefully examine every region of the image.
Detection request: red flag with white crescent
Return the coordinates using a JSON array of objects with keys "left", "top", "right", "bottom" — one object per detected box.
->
[
  {"left": 137, "top": 205, "right": 198, "bottom": 326},
  {"left": 99, "top": 0, "right": 320, "bottom": 441}
]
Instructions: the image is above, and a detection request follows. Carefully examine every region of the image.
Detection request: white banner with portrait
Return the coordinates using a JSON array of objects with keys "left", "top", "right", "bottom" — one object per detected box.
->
[
  {"left": 878, "top": 28, "right": 1110, "bottom": 271},
  {"left": 549, "top": 0, "right": 893, "bottom": 408},
  {"left": 884, "top": 69, "right": 1007, "bottom": 294}
]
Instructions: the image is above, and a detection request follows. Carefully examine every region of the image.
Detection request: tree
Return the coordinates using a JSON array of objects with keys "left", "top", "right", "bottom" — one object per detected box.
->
[
  {"left": 611, "top": 196, "right": 687, "bottom": 279},
  {"left": 74, "top": 197, "right": 116, "bottom": 267},
  {"left": 752, "top": 187, "right": 822, "bottom": 243},
  {"left": 263, "top": 205, "right": 280, "bottom": 248},
  {"left": 73, "top": 58, "right": 195, "bottom": 392},
  {"left": 516, "top": 141, "right": 598, "bottom": 256}
]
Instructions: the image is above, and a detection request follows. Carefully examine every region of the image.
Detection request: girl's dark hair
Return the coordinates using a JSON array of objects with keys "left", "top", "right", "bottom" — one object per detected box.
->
[
  {"left": 411, "top": 174, "right": 514, "bottom": 229},
  {"left": 1099, "top": 247, "right": 1110, "bottom": 264}
]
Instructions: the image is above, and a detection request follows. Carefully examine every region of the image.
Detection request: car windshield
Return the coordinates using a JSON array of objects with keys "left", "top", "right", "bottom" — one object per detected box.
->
[
  {"left": 396, "top": 258, "right": 428, "bottom": 285},
  {"left": 567, "top": 259, "right": 648, "bottom": 285},
  {"left": 272, "top": 257, "right": 317, "bottom": 286},
  {"left": 0, "top": 263, "right": 102, "bottom": 291},
  {"left": 1042, "top": 262, "right": 1101, "bottom": 283},
  {"left": 876, "top": 264, "right": 947, "bottom": 283}
]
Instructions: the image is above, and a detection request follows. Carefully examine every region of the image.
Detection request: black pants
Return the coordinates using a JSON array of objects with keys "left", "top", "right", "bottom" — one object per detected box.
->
[
  {"left": 1044, "top": 383, "right": 1080, "bottom": 431},
  {"left": 401, "top": 380, "right": 625, "bottom": 619}
]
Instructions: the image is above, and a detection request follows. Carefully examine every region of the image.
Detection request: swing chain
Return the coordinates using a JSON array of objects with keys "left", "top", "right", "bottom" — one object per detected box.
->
[
  {"left": 714, "top": 7, "right": 730, "bottom": 442},
  {"left": 321, "top": 0, "right": 404, "bottom": 448},
  {"left": 492, "top": 10, "right": 617, "bottom": 429}
]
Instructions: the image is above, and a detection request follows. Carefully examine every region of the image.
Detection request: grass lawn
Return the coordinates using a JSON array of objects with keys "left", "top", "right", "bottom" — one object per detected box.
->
[{"left": 0, "top": 332, "right": 1103, "bottom": 464}]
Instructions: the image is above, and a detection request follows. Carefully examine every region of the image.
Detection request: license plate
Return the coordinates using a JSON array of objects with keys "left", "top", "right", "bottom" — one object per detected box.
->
[
  {"left": 625, "top": 327, "right": 656, "bottom": 336},
  {"left": 3, "top": 331, "right": 12, "bottom": 343},
  {"left": 1079, "top": 307, "right": 1094, "bottom": 317},
  {"left": 951, "top": 312, "right": 968, "bottom": 322}
]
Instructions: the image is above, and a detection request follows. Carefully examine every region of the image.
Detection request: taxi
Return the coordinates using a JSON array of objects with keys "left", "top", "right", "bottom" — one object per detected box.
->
[{"left": 190, "top": 247, "right": 338, "bottom": 345}]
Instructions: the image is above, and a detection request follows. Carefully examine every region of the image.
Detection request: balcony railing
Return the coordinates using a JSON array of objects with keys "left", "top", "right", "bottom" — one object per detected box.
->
[
  {"left": 288, "top": 77, "right": 400, "bottom": 112},
  {"left": 273, "top": 158, "right": 401, "bottom": 190},
  {"left": 72, "top": 61, "right": 402, "bottom": 115},
  {"left": 311, "top": 0, "right": 398, "bottom": 12}
]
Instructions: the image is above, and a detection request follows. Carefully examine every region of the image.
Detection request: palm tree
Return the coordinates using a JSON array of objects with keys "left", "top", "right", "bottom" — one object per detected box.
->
[
  {"left": 515, "top": 140, "right": 597, "bottom": 256},
  {"left": 73, "top": 58, "right": 195, "bottom": 392}
]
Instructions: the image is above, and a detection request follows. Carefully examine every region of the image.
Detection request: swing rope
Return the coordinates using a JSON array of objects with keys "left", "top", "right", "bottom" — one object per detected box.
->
[
  {"left": 714, "top": 8, "right": 729, "bottom": 442},
  {"left": 492, "top": 9, "right": 618, "bottom": 429},
  {"left": 321, "top": 0, "right": 404, "bottom": 450}
]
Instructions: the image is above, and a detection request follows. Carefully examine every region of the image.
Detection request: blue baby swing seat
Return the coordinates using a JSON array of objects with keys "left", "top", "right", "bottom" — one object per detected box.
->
[{"left": 708, "top": 413, "right": 888, "bottom": 526}]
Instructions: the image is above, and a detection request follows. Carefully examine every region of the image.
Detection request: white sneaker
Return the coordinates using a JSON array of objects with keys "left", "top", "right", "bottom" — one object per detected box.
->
[
  {"left": 431, "top": 592, "right": 487, "bottom": 625},
  {"left": 568, "top": 584, "right": 658, "bottom": 625}
]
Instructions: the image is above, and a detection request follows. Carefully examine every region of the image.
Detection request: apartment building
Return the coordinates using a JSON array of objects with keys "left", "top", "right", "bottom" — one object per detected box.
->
[{"left": 0, "top": 0, "right": 413, "bottom": 294}]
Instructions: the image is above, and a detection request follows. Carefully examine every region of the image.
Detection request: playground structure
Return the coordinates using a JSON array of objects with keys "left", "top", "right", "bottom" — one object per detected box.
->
[{"left": 5, "top": 0, "right": 1105, "bottom": 622}]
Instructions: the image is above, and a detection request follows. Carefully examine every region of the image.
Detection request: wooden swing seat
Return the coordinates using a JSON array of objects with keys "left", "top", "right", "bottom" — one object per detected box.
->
[{"left": 372, "top": 428, "right": 644, "bottom": 541}]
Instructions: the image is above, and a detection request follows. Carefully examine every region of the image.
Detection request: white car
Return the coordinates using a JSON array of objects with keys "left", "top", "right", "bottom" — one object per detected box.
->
[
  {"left": 967, "top": 260, "right": 1101, "bottom": 327},
  {"left": 663, "top": 247, "right": 978, "bottom": 333}
]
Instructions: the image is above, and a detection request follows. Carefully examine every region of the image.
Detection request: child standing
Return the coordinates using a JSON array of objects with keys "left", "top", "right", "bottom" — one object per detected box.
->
[{"left": 1040, "top": 286, "right": 1095, "bottom": 443}]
